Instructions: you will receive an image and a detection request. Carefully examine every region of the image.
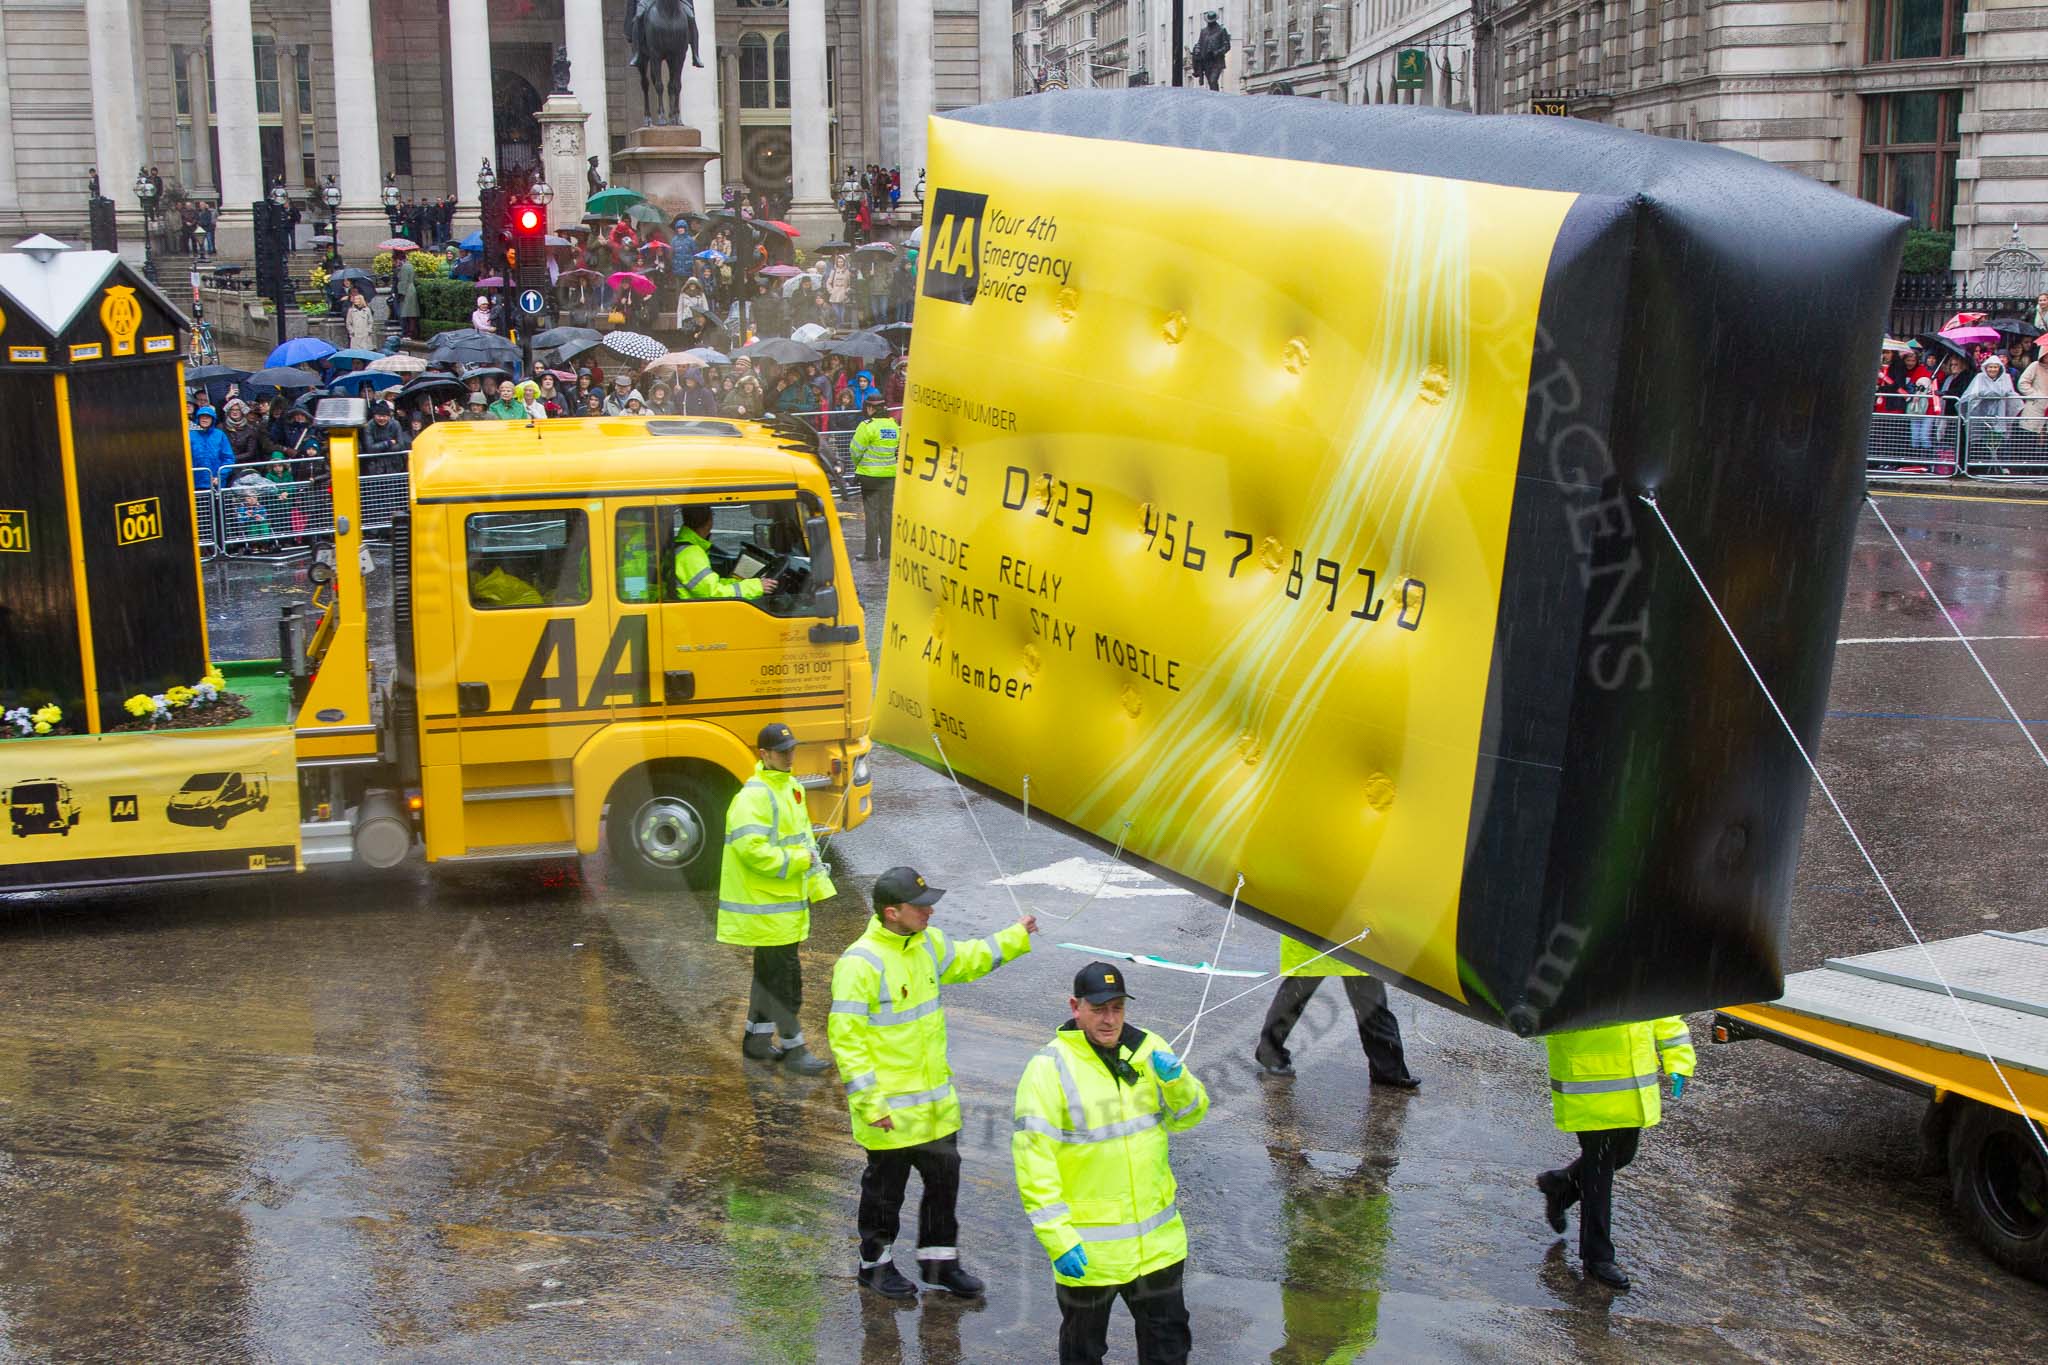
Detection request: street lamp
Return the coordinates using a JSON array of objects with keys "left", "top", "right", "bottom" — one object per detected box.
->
[
  {"left": 477, "top": 159, "right": 497, "bottom": 194},
  {"left": 530, "top": 176, "right": 553, "bottom": 208},
  {"left": 133, "top": 166, "right": 160, "bottom": 284},
  {"left": 321, "top": 174, "right": 342, "bottom": 266}
]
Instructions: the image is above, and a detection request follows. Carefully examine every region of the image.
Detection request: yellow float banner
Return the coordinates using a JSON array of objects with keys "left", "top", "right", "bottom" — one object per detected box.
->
[
  {"left": 873, "top": 120, "right": 1577, "bottom": 1006},
  {"left": 0, "top": 726, "right": 300, "bottom": 890}
]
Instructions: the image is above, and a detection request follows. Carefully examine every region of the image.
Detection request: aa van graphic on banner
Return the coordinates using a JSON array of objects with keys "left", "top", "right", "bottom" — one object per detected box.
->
[{"left": 921, "top": 189, "right": 987, "bottom": 305}]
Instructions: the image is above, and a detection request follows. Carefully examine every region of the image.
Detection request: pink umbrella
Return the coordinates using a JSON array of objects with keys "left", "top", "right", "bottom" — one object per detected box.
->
[
  {"left": 757, "top": 264, "right": 802, "bottom": 278},
  {"left": 607, "top": 271, "right": 655, "bottom": 296},
  {"left": 477, "top": 275, "right": 506, "bottom": 287},
  {"left": 377, "top": 238, "right": 421, "bottom": 253},
  {"left": 1941, "top": 326, "right": 2003, "bottom": 346}
]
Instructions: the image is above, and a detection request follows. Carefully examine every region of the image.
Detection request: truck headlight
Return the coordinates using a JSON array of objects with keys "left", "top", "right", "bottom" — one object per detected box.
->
[{"left": 853, "top": 754, "right": 871, "bottom": 786}]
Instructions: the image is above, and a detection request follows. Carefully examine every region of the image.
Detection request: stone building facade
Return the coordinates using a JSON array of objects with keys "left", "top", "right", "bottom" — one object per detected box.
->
[{"left": 1, "top": 0, "right": 1014, "bottom": 248}]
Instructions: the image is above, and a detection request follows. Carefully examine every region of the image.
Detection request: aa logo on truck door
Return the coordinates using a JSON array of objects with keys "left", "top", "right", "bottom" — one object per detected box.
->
[
  {"left": 114, "top": 497, "right": 163, "bottom": 546},
  {"left": 509, "top": 616, "right": 653, "bottom": 713},
  {"left": 922, "top": 189, "right": 987, "bottom": 305}
]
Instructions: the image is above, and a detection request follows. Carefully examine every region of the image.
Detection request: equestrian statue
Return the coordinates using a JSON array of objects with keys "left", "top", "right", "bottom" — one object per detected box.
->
[{"left": 625, "top": 0, "right": 704, "bottom": 126}]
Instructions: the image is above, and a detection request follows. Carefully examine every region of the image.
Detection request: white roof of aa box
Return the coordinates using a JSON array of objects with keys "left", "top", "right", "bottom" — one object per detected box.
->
[{"left": 0, "top": 235, "right": 189, "bottom": 337}]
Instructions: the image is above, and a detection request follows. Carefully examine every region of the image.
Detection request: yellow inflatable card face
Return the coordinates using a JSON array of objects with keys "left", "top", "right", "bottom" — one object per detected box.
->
[{"left": 873, "top": 121, "right": 1577, "bottom": 1005}]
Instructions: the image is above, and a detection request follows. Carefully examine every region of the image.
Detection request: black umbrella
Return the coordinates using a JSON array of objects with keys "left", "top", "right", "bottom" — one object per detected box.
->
[
  {"left": 329, "top": 268, "right": 375, "bottom": 285},
  {"left": 874, "top": 322, "right": 914, "bottom": 349},
  {"left": 813, "top": 240, "right": 855, "bottom": 256},
  {"left": 533, "top": 325, "right": 603, "bottom": 350},
  {"left": 427, "top": 328, "right": 522, "bottom": 368},
  {"left": 741, "top": 337, "right": 823, "bottom": 365},
  {"left": 1985, "top": 316, "right": 2043, "bottom": 341},
  {"left": 1913, "top": 332, "right": 1969, "bottom": 362},
  {"left": 553, "top": 336, "right": 605, "bottom": 363},
  {"left": 398, "top": 375, "right": 467, "bottom": 400},
  {"left": 827, "top": 331, "right": 893, "bottom": 361},
  {"left": 184, "top": 364, "right": 248, "bottom": 384},
  {"left": 459, "top": 363, "right": 513, "bottom": 383},
  {"left": 247, "top": 366, "right": 320, "bottom": 390}
]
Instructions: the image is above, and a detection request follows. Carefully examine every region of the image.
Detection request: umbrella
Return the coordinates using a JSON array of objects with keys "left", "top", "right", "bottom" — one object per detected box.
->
[
  {"left": 458, "top": 231, "right": 484, "bottom": 251},
  {"left": 266, "top": 336, "right": 336, "bottom": 367},
  {"left": 477, "top": 275, "right": 507, "bottom": 288},
  {"left": 585, "top": 187, "right": 648, "bottom": 216},
  {"left": 327, "top": 370, "right": 404, "bottom": 393},
  {"left": 546, "top": 368, "right": 578, "bottom": 381},
  {"left": 459, "top": 365, "right": 513, "bottom": 385},
  {"left": 377, "top": 238, "right": 420, "bottom": 253},
  {"left": 329, "top": 268, "right": 375, "bottom": 286},
  {"left": 758, "top": 264, "right": 803, "bottom": 278},
  {"left": 747, "top": 220, "right": 796, "bottom": 239},
  {"left": 828, "top": 331, "right": 893, "bottom": 361},
  {"left": 694, "top": 249, "right": 728, "bottom": 262},
  {"left": 684, "top": 347, "right": 732, "bottom": 365},
  {"left": 545, "top": 234, "right": 573, "bottom": 247},
  {"left": 366, "top": 353, "right": 428, "bottom": 374},
  {"left": 184, "top": 363, "right": 247, "bottom": 384},
  {"left": 556, "top": 224, "right": 592, "bottom": 238},
  {"left": 1941, "top": 326, "right": 2003, "bottom": 347},
  {"left": 625, "top": 203, "right": 667, "bottom": 226},
  {"left": 398, "top": 375, "right": 466, "bottom": 400},
  {"left": 790, "top": 322, "right": 833, "bottom": 344},
  {"left": 1985, "top": 316, "right": 2043, "bottom": 340},
  {"left": 553, "top": 337, "right": 605, "bottom": 363},
  {"left": 741, "top": 337, "right": 823, "bottom": 365},
  {"left": 904, "top": 225, "right": 923, "bottom": 250},
  {"left": 607, "top": 271, "right": 656, "bottom": 296},
  {"left": 310, "top": 234, "right": 337, "bottom": 245},
  {"left": 642, "top": 351, "right": 718, "bottom": 371},
  {"left": 813, "top": 240, "right": 854, "bottom": 255},
  {"left": 602, "top": 330, "right": 668, "bottom": 362},
  {"left": 533, "top": 325, "right": 603, "bottom": 350},
  {"left": 1913, "top": 332, "right": 1968, "bottom": 361},
  {"left": 556, "top": 268, "right": 604, "bottom": 284},
  {"left": 328, "top": 347, "right": 384, "bottom": 364},
  {"left": 1940, "top": 312, "right": 1986, "bottom": 333},
  {"left": 1881, "top": 337, "right": 1913, "bottom": 352},
  {"left": 852, "top": 242, "right": 896, "bottom": 259},
  {"left": 427, "top": 328, "right": 521, "bottom": 367},
  {"left": 247, "top": 366, "right": 321, "bottom": 391},
  {"left": 874, "top": 322, "right": 914, "bottom": 349}
]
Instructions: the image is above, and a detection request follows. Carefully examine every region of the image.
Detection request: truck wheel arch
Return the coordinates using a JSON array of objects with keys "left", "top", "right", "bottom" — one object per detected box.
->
[{"left": 572, "top": 719, "right": 757, "bottom": 854}]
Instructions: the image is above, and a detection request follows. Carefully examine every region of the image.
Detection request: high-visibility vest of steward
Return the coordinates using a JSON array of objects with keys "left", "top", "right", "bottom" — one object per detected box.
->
[
  {"left": 828, "top": 915, "right": 1033, "bottom": 1150},
  {"left": 716, "top": 763, "right": 835, "bottom": 946},
  {"left": 1013, "top": 1022, "right": 1209, "bottom": 1287},
  {"left": 1545, "top": 1017, "right": 1696, "bottom": 1131},
  {"left": 676, "top": 525, "right": 765, "bottom": 600},
  {"left": 850, "top": 416, "right": 901, "bottom": 478},
  {"left": 1279, "top": 933, "right": 1366, "bottom": 978}
]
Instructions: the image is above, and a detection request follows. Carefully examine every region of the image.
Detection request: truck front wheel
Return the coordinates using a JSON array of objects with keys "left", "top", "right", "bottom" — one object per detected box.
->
[
  {"left": 605, "top": 767, "right": 734, "bottom": 892},
  {"left": 1949, "top": 1100, "right": 2048, "bottom": 1283}
]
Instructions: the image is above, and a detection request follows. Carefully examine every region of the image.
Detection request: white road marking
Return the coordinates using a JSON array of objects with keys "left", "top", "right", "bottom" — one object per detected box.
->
[
  {"left": 992, "top": 856, "right": 1190, "bottom": 899},
  {"left": 1837, "top": 635, "right": 2048, "bottom": 644}
]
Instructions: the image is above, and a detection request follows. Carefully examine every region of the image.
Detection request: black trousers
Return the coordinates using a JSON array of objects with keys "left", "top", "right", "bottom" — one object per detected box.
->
[
  {"left": 858, "top": 474, "right": 894, "bottom": 558},
  {"left": 1550, "top": 1127, "right": 1641, "bottom": 1265},
  {"left": 857, "top": 1133, "right": 961, "bottom": 1262},
  {"left": 1257, "top": 973, "right": 1412, "bottom": 1081},
  {"left": 1055, "top": 1258, "right": 1191, "bottom": 1365},
  {"left": 747, "top": 942, "right": 803, "bottom": 1041}
]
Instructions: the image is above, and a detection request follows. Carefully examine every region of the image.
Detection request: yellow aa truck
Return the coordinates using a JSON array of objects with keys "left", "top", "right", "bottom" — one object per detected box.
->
[{"left": 1, "top": 400, "right": 873, "bottom": 894}]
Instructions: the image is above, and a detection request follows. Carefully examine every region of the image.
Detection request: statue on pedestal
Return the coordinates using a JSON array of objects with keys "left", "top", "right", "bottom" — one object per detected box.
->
[
  {"left": 624, "top": 0, "right": 704, "bottom": 126},
  {"left": 1191, "top": 12, "right": 1232, "bottom": 92}
]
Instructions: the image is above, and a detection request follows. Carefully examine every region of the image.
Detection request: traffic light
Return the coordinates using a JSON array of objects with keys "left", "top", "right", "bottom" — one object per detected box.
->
[
  {"left": 252, "top": 200, "right": 285, "bottom": 300},
  {"left": 508, "top": 199, "right": 548, "bottom": 292},
  {"left": 478, "top": 187, "right": 507, "bottom": 277}
]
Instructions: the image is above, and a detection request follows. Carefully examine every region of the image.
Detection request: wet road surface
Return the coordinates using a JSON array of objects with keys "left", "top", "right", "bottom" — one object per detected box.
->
[{"left": 2, "top": 488, "right": 2044, "bottom": 1362}]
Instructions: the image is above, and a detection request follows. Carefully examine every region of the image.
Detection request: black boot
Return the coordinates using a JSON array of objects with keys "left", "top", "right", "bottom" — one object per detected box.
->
[
  {"left": 1585, "top": 1260, "right": 1631, "bottom": 1290},
  {"left": 859, "top": 1259, "right": 917, "bottom": 1300},
  {"left": 1253, "top": 1045, "right": 1294, "bottom": 1077},
  {"left": 1536, "top": 1171, "right": 1572, "bottom": 1233},
  {"left": 918, "top": 1259, "right": 985, "bottom": 1298}
]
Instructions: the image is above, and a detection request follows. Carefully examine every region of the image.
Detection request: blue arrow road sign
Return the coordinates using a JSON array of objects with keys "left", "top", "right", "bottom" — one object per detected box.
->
[{"left": 518, "top": 288, "right": 546, "bottom": 315}]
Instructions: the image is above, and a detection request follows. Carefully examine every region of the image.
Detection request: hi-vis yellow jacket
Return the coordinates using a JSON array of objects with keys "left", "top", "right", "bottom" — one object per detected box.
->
[
  {"left": 1545, "top": 1017, "right": 1696, "bottom": 1132},
  {"left": 829, "top": 915, "right": 1033, "bottom": 1150},
  {"left": 1013, "top": 1023, "right": 1209, "bottom": 1286},
  {"left": 716, "top": 764, "right": 835, "bottom": 946},
  {"left": 850, "top": 416, "right": 901, "bottom": 478},
  {"left": 1279, "top": 933, "right": 1366, "bottom": 978},
  {"left": 676, "top": 525, "right": 765, "bottom": 600}
]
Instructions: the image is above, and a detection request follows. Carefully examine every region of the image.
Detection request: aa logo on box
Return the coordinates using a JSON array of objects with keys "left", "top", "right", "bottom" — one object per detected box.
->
[
  {"left": 922, "top": 189, "right": 987, "bottom": 305},
  {"left": 114, "top": 497, "right": 162, "bottom": 546}
]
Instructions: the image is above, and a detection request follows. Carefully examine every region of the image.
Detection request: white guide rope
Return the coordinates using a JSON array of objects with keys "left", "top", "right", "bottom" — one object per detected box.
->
[
  {"left": 1174, "top": 873, "right": 1244, "bottom": 1066},
  {"left": 1865, "top": 495, "right": 2048, "bottom": 770},
  {"left": 1166, "top": 929, "right": 1375, "bottom": 1052},
  {"left": 1643, "top": 492, "right": 2046, "bottom": 1160},
  {"left": 929, "top": 731, "right": 1030, "bottom": 924}
]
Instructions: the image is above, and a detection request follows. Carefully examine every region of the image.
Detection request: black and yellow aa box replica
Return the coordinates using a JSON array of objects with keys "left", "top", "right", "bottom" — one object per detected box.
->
[{"left": 0, "top": 236, "right": 199, "bottom": 734}]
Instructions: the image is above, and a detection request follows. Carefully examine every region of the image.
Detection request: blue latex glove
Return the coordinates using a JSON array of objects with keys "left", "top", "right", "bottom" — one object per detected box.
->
[
  {"left": 1670, "top": 1073, "right": 1687, "bottom": 1100},
  {"left": 1150, "top": 1048, "right": 1184, "bottom": 1082},
  {"left": 1053, "top": 1244, "right": 1089, "bottom": 1278}
]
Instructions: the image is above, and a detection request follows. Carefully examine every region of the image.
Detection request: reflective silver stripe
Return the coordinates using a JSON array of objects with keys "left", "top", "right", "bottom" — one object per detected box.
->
[
  {"left": 777, "top": 848, "right": 791, "bottom": 879},
  {"left": 843, "top": 945, "right": 891, "bottom": 1007},
  {"left": 1654, "top": 1032, "right": 1689, "bottom": 1050},
  {"left": 844, "top": 1072, "right": 878, "bottom": 1095},
  {"left": 682, "top": 566, "right": 715, "bottom": 588},
  {"left": 719, "top": 899, "right": 801, "bottom": 915},
  {"left": 723, "top": 823, "right": 774, "bottom": 844},
  {"left": 779, "top": 1031, "right": 805, "bottom": 1047},
  {"left": 915, "top": 1245, "right": 958, "bottom": 1261},
  {"left": 985, "top": 934, "right": 1007, "bottom": 967},
  {"left": 1014, "top": 1111, "right": 1163, "bottom": 1144},
  {"left": 1550, "top": 1073, "right": 1661, "bottom": 1095},
  {"left": 1027, "top": 1202, "right": 1072, "bottom": 1227},
  {"left": 776, "top": 831, "right": 811, "bottom": 846},
  {"left": 925, "top": 935, "right": 954, "bottom": 978},
  {"left": 1075, "top": 1205, "right": 1180, "bottom": 1243},
  {"left": 870, "top": 997, "right": 942, "bottom": 1027},
  {"left": 1168, "top": 1097, "right": 1202, "bottom": 1120},
  {"left": 1041, "top": 1046, "right": 1087, "bottom": 1131},
  {"left": 829, "top": 1000, "right": 869, "bottom": 1016},
  {"left": 744, "top": 1021, "right": 777, "bottom": 1034},
  {"left": 858, "top": 1246, "right": 893, "bottom": 1269},
  {"left": 843, "top": 945, "right": 886, "bottom": 974},
  {"left": 885, "top": 1082, "right": 954, "bottom": 1109}
]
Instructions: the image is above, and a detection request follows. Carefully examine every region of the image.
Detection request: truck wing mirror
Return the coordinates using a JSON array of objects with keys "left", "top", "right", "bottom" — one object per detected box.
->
[{"left": 805, "top": 515, "right": 835, "bottom": 590}]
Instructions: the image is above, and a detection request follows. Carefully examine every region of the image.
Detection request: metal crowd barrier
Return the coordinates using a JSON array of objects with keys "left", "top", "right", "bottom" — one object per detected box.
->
[
  {"left": 1961, "top": 414, "right": 2048, "bottom": 480},
  {"left": 1865, "top": 408, "right": 1961, "bottom": 479},
  {"left": 1867, "top": 394, "right": 2048, "bottom": 483},
  {"left": 358, "top": 468, "right": 412, "bottom": 537},
  {"left": 788, "top": 406, "right": 903, "bottom": 495},
  {"left": 193, "top": 471, "right": 219, "bottom": 560},
  {"left": 215, "top": 456, "right": 334, "bottom": 553}
]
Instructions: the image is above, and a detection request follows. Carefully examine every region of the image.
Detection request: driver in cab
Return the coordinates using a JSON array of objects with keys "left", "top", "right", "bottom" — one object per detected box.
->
[{"left": 677, "top": 504, "right": 778, "bottom": 601}]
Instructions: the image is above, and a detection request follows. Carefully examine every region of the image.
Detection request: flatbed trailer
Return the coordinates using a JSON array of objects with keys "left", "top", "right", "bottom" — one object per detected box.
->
[{"left": 1715, "top": 928, "right": 2048, "bottom": 1283}]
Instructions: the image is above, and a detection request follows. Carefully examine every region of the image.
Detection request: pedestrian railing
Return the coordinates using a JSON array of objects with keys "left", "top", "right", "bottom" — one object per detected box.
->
[
  {"left": 1960, "top": 414, "right": 2048, "bottom": 480},
  {"left": 216, "top": 456, "right": 334, "bottom": 554},
  {"left": 1865, "top": 409, "right": 1962, "bottom": 479},
  {"left": 786, "top": 406, "right": 904, "bottom": 494},
  {"left": 193, "top": 471, "right": 219, "bottom": 561},
  {"left": 1867, "top": 395, "right": 2048, "bottom": 484},
  {"left": 358, "top": 468, "right": 412, "bottom": 537}
]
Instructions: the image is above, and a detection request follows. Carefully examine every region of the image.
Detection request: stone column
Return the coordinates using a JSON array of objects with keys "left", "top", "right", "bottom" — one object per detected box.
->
[
  {"left": 86, "top": 0, "right": 145, "bottom": 220},
  {"left": 448, "top": 0, "right": 496, "bottom": 222},
  {"left": 563, "top": 0, "right": 611, "bottom": 184},
  {"left": 210, "top": 0, "right": 264, "bottom": 211},
  {"left": 537, "top": 93, "right": 591, "bottom": 228},
  {"left": 330, "top": 0, "right": 384, "bottom": 248},
  {"left": 186, "top": 48, "right": 216, "bottom": 196},
  {"left": 0, "top": 5, "right": 18, "bottom": 215},
  {"left": 721, "top": 49, "right": 743, "bottom": 198},
  {"left": 979, "top": 0, "right": 1010, "bottom": 102},
  {"left": 277, "top": 43, "right": 306, "bottom": 192},
  {"left": 896, "top": 0, "right": 934, "bottom": 204},
  {"left": 672, "top": 0, "right": 725, "bottom": 202},
  {"left": 790, "top": 0, "right": 832, "bottom": 215}
]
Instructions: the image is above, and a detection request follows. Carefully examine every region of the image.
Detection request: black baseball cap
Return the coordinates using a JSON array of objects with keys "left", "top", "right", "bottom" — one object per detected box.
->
[
  {"left": 756, "top": 721, "right": 797, "bottom": 752},
  {"left": 873, "top": 866, "right": 945, "bottom": 910},
  {"left": 1073, "top": 962, "right": 1133, "bottom": 1005}
]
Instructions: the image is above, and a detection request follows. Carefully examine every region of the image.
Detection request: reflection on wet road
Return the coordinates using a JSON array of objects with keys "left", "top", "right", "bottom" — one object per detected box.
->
[{"left": 0, "top": 491, "right": 2042, "bottom": 1361}]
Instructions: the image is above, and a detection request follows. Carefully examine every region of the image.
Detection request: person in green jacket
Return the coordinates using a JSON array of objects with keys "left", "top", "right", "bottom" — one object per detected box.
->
[
  {"left": 485, "top": 378, "right": 528, "bottom": 421},
  {"left": 1255, "top": 933, "right": 1418, "bottom": 1089},
  {"left": 719, "top": 722, "right": 835, "bottom": 1074},
  {"left": 831, "top": 865, "right": 1037, "bottom": 1301},
  {"left": 1536, "top": 1016, "right": 1697, "bottom": 1290},
  {"left": 1014, "top": 962, "right": 1208, "bottom": 1365},
  {"left": 676, "top": 504, "right": 779, "bottom": 600}
]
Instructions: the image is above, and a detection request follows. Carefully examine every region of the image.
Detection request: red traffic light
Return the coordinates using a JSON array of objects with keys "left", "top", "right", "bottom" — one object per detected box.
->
[{"left": 515, "top": 206, "right": 541, "bottom": 232}]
